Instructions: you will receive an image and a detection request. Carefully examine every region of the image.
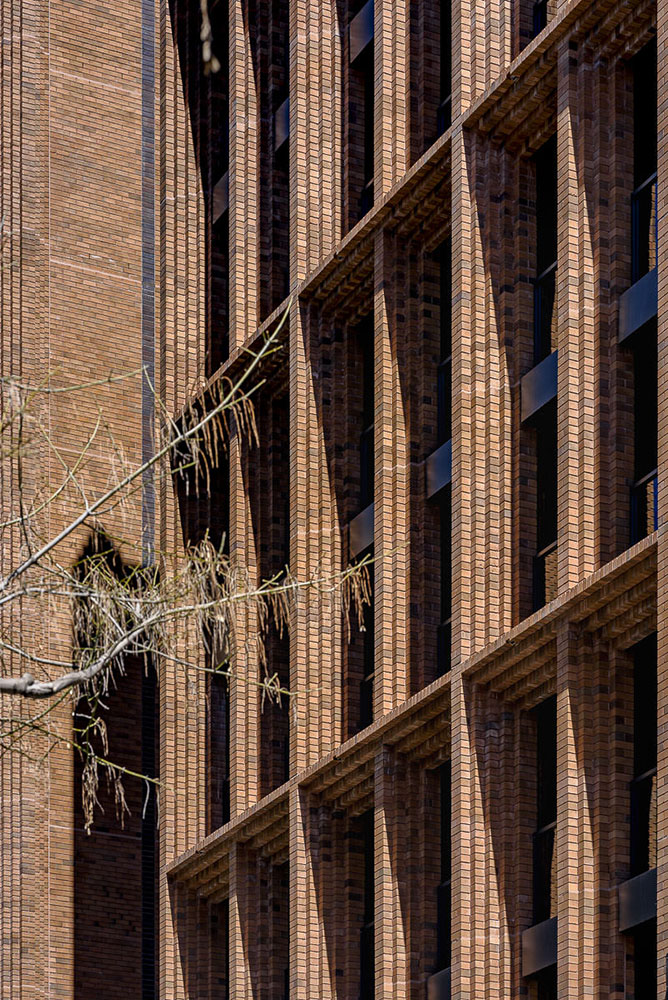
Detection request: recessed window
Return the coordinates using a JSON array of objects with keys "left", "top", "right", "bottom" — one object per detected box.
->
[
  {"left": 436, "top": 762, "right": 452, "bottom": 970},
  {"left": 631, "top": 634, "right": 657, "bottom": 876},
  {"left": 438, "top": 0, "right": 452, "bottom": 134},
  {"left": 532, "top": 696, "right": 557, "bottom": 925},
  {"left": 360, "top": 810, "right": 375, "bottom": 1000}
]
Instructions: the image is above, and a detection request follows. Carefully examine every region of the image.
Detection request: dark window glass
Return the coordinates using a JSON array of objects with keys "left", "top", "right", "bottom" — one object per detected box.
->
[
  {"left": 359, "top": 547, "right": 375, "bottom": 729},
  {"left": 631, "top": 634, "right": 657, "bottom": 876},
  {"left": 534, "top": 965, "right": 557, "bottom": 1000},
  {"left": 534, "top": 135, "right": 558, "bottom": 363},
  {"left": 356, "top": 47, "right": 375, "bottom": 216},
  {"left": 532, "top": 0, "right": 548, "bottom": 38},
  {"left": 633, "top": 919, "right": 657, "bottom": 1000},
  {"left": 535, "top": 136, "right": 557, "bottom": 276},
  {"left": 631, "top": 42, "right": 658, "bottom": 283},
  {"left": 630, "top": 322, "right": 658, "bottom": 544},
  {"left": 438, "top": 0, "right": 452, "bottom": 133},
  {"left": 437, "top": 762, "right": 452, "bottom": 971},
  {"left": 437, "top": 489, "right": 452, "bottom": 677},
  {"left": 633, "top": 325, "right": 658, "bottom": 483},
  {"left": 360, "top": 810, "right": 375, "bottom": 1000},
  {"left": 533, "top": 696, "right": 557, "bottom": 924},
  {"left": 633, "top": 42, "right": 657, "bottom": 190},
  {"left": 360, "top": 320, "right": 375, "bottom": 510}
]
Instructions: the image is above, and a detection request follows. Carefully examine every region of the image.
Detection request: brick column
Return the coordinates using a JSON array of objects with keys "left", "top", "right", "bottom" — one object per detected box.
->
[
  {"left": 555, "top": 39, "right": 597, "bottom": 595},
  {"left": 229, "top": 0, "right": 259, "bottom": 345},
  {"left": 289, "top": 787, "right": 335, "bottom": 1000},
  {"left": 375, "top": 0, "right": 410, "bottom": 195},
  {"left": 374, "top": 746, "right": 409, "bottom": 999},
  {"left": 451, "top": 678, "right": 512, "bottom": 1000},
  {"left": 229, "top": 432, "right": 260, "bottom": 814},
  {"left": 373, "top": 232, "right": 409, "bottom": 716},
  {"left": 228, "top": 843, "right": 256, "bottom": 1000},
  {"left": 290, "top": 0, "right": 342, "bottom": 280},
  {"left": 450, "top": 128, "right": 513, "bottom": 665},
  {"left": 656, "top": 2, "right": 668, "bottom": 993},
  {"left": 555, "top": 623, "right": 596, "bottom": 997},
  {"left": 289, "top": 300, "right": 344, "bottom": 770}
]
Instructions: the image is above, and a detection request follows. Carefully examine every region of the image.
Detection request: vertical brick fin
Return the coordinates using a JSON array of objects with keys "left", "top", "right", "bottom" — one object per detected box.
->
[
  {"left": 289, "top": 788, "right": 334, "bottom": 999},
  {"left": 374, "top": 746, "right": 409, "bottom": 999},
  {"left": 556, "top": 41, "right": 598, "bottom": 595},
  {"left": 290, "top": 301, "right": 343, "bottom": 768},
  {"left": 229, "top": 0, "right": 259, "bottom": 344},
  {"left": 375, "top": 0, "right": 410, "bottom": 194},
  {"left": 656, "top": 1, "right": 668, "bottom": 992},
  {"left": 290, "top": 0, "right": 342, "bottom": 280},
  {"left": 452, "top": 683, "right": 513, "bottom": 1000},
  {"left": 374, "top": 232, "right": 409, "bottom": 715},
  {"left": 229, "top": 844, "right": 255, "bottom": 1000},
  {"left": 229, "top": 433, "right": 261, "bottom": 813},
  {"left": 452, "top": 131, "right": 513, "bottom": 660},
  {"left": 449, "top": 673, "right": 474, "bottom": 998},
  {"left": 555, "top": 624, "right": 596, "bottom": 998},
  {"left": 158, "top": 2, "right": 211, "bottom": 994},
  {"left": 451, "top": 130, "right": 473, "bottom": 665}
]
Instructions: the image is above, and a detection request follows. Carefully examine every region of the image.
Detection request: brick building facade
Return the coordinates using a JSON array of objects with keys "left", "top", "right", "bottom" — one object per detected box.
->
[{"left": 2, "top": 0, "right": 667, "bottom": 997}]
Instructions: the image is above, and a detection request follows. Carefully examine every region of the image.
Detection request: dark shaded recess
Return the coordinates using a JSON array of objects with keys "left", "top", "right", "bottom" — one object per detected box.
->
[{"left": 169, "top": 0, "right": 230, "bottom": 375}]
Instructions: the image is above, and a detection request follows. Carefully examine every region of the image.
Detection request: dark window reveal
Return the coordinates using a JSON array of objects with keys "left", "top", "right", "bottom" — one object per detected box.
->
[
  {"left": 630, "top": 327, "right": 658, "bottom": 544},
  {"left": 631, "top": 634, "right": 657, "bottom": 877},
  {"left": 437, "top": 490, "right": 452, "bottom": 676},
  {"left": 631, "top": 41, "right": 657, "bottom": 283},
  {"left": 438, "top": 0, "right": 452, "bottom": 133},
  {"left": 532, "top": 695, "right": 557, "bottom": 925},
  {"left": 532, "top": 400, "right": 558, "bottom": 612},
  {"left": 360, "top": 810, "right": 375, "bottom": 1000},
  {"left": 534, "top": 135, "right": 558, "bottom": 365},
  {"left": 437, "top": 238, "right": 452, "bottom": 445},
  {"left": 436, "top": 762, "right": 452, "bottom": 971}
]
